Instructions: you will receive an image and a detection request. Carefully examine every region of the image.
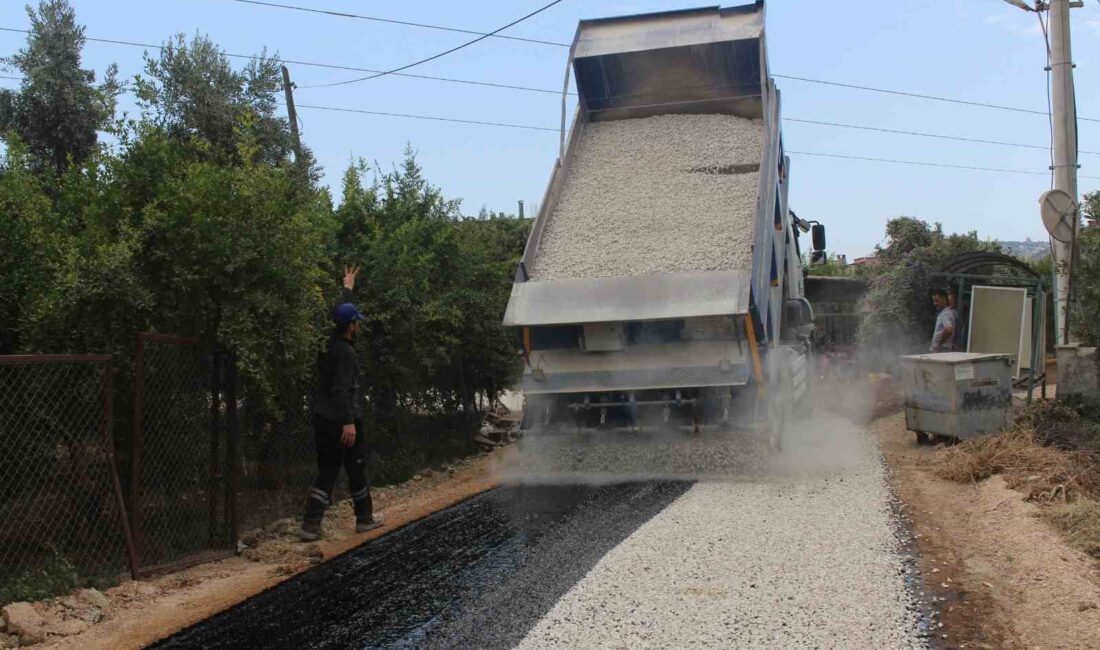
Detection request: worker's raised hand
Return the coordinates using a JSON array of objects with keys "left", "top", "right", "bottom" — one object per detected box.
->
[
  {"left": 343, "top": 265, "right": 360, "bottom": 290},
  {"left": 341, "top": 423, "right": 356, "bottom": 448}
]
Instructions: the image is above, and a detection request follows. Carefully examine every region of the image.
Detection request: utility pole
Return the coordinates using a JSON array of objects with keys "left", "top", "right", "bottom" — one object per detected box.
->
[
  {"left": 281, "top": 65, "right": 303, "bottom": 163},
  {"left": 1047, "top": 0, "right": 1080, "bottom": 345},
  {"left": 1005, "top": 0, "right": 1082, "bottom": 344}
]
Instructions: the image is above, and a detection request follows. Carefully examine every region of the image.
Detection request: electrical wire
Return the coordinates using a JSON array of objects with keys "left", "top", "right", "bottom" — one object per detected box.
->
[
  {"left": 292, "top": 103, "right": 558, "bottom": 132},
  {"left": 298, "top": 0, "right": 566, "bottom": 89},
  {"left": 1, "top": 20, "right": 1094, "bottom": 178},
  {"left": 284, "top": 102, "right": 1100, "bottom": 179},
  {"left": 2, "top": 25, "right": 1092, "bottom": 122},
  {"left": 1, "top": 58, "right": 1089, "bottom": 158},
  {"left": 0, "top": 27, "right": 566, "bottom": 96},
  {"left": 783, "top": 117, "right": 1099, "bottom": 155},
  {"left": 1037, "top": 9, "right": 1055, "bottom": 189},
  {"left": 220, "top": 0, "right": 569, "bottom": 48},
  {"left": 773, "top": 73, "right": 1100, "bottom": 123},
  {"left": 787, "top": 150, "right": 1100, "bottom": 179}
]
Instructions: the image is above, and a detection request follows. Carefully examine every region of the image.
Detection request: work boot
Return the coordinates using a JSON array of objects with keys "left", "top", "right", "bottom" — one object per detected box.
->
[
  {"left": 297, "top": 519, "right": 323, "bottom": 541},
  {"left": 355, "top": 513, "right": 385, "bottom": 534}
]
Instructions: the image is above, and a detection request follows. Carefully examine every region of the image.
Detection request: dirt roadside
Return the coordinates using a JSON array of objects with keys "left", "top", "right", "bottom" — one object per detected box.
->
[
  {"left": 33, "top": 447, "right": 508, "bottom": 650},
  {"left": 875, "top": 412, "right": 1100, "bottom": 649}
]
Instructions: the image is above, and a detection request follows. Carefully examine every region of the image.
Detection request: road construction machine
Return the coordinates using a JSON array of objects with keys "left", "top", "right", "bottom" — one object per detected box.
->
[{"left": 503, "top": 2, "right": 824, "bottom": 446}]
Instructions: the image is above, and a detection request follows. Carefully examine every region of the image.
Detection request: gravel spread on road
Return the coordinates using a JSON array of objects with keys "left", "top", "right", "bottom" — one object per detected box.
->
[
  {"left": 516, "top": 435, "right": 925, "bottom": 649},
  {"left": 529, "top": 113, "right": 763, "bottom": 282}
]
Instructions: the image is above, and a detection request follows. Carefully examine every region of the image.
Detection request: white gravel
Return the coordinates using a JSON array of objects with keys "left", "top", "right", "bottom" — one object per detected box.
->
[
  {"left": 529, "top": 114, "right": 763, "bottom": 282},
  {"left": 515, "top": 432, "right": 925, "bottom": 649}
]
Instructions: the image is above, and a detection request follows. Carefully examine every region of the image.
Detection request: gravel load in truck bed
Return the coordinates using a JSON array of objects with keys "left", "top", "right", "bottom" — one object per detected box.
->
[{"left": 529, "top": 113, "right": 764, "bottom": 282}]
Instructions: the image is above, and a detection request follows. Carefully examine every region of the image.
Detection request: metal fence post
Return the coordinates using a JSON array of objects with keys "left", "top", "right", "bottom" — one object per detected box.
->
[
  {"left": 226, "top": 351, "right": 240, "bottom": 547},
  {"left": 208, "top": 349, "right": 223, "bottom": 546},
  {"left": 130, "top": 333, "right": 145, "bottom": 568},
  {"left": 102, "top": 365, "right": 139, "bottom": 579}
]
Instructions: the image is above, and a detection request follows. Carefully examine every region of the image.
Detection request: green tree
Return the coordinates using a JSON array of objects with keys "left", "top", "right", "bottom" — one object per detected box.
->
[
  {"left": 0, "top": 0, "right": 119, "bottom": 175},
  {"left": 1083, "top": 190, "right": 1099, "bottom": 227},
  {"left": 134, "top": 34, "right": 309, "bottom": 174},
  {"left": 331, "top": 152, "right": 523, "bottom": 445},
  {"left": 1071, "top": 228, "right": 1100, "bottom": 347},
  {"left": 0, "top": 137, "right": 59, "bottom": 353},
  {"left": 127, "top": 130, "right": 335, "bottom": 413}
]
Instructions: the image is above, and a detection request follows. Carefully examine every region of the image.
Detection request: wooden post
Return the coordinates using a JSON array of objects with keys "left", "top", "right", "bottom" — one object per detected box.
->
[{"left": 281, "top": 65, "right": 302, "bottom": 163}]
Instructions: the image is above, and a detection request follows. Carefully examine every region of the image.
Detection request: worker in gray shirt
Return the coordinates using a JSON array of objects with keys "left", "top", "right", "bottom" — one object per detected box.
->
[{"left": 929, "top": 288, "right": 956, "bottom": 353}]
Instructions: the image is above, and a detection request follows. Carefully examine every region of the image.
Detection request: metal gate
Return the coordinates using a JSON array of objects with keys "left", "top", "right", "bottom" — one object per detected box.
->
[{"left": 130, "top": 334, "right": 238, "bottom": 576}]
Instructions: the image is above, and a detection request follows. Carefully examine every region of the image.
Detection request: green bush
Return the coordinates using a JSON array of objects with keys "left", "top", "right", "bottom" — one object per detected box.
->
[{"left": 1070, "top": 224, "right": 1100, "bottom": 348}]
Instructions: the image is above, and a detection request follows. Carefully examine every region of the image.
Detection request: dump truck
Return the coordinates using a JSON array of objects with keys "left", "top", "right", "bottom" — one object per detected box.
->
[{"left": 503, "top": 2, "right": 823, "bottom": 447}]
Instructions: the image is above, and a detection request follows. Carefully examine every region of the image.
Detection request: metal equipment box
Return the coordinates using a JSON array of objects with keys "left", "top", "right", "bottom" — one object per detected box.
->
[{"left": 900, "top": 352, "right": 1013, "bottom": 442}]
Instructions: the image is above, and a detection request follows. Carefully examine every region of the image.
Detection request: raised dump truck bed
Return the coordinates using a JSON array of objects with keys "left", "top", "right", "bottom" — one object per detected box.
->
[
  {"left": 504, "top": 2, "right": 812, "bottom": 434},
  {"left": 528, "top": 113, "right": 763, "bottom": 282}
]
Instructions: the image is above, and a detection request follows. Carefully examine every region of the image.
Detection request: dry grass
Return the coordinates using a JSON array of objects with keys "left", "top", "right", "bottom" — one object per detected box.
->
[
  {"left": 934, "top": 427, "right": 1096, "bottom": 502},
  {"left": 1041, "top": 500, "right": 1100, "bottom": 559},
  {"left": 933, "top": 400, "right": 1100, "bottom": 502},
  {"left": 932, "top": 399, "right": 1100, "bottom": 560}
]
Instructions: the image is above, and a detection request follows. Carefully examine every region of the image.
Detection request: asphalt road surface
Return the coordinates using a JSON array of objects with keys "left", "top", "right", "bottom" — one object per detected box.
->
[{"left": 151, "top": 431, "right": 927, "bottom": 649}]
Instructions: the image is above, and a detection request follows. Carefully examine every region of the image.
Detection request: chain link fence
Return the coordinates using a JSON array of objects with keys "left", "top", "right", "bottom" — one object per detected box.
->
[
  {"left": 0, "top": 356, "right": 135, "bottom": 603},
  {"left": 236, "top": 384, "right": 319, "bottom": 535},
  {"left": 130, "top": 335, "right": 237, "bottom": 575},
  {"left": 1, "top": 338, "right": 486, "bottom": 598}
]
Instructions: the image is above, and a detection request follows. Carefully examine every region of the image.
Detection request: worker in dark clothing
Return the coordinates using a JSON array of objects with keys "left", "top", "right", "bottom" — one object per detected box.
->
[{"left": 299, "top": 266, "right": 383, "bottom": 541}]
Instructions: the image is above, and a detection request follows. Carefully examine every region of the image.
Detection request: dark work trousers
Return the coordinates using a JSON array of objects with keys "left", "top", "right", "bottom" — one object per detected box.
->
[{"left": 303, "top": 416, "right": 373, "bottom": 524}]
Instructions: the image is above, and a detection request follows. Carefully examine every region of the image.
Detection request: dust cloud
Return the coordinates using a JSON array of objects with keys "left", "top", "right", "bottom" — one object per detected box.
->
[{"left": 495, "top": 378, "right": 882, "bottom": 485}]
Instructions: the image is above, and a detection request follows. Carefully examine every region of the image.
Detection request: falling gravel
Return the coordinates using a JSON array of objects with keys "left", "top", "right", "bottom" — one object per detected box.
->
[
  {"left": 529, "top": 114, "right": 763, "bottom": 282},
  {"left": 516, "top": 432, "right": 926, "bottom": 649}
]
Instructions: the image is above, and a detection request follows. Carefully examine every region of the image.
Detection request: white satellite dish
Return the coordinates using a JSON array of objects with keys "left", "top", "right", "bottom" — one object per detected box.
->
[{"left": 1039, "top": 189, "right": 1077, "bottom": 243}]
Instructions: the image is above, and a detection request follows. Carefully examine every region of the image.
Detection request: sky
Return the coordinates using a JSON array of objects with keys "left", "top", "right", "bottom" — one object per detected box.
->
[{"left": 1, "top": 0, "right": 1098, "bottom": 258}]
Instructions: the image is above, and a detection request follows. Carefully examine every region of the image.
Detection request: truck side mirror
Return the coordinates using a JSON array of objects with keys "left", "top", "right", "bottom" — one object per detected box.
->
[{"left": 812, "top": 224, "right": 826, "bottom": 252}]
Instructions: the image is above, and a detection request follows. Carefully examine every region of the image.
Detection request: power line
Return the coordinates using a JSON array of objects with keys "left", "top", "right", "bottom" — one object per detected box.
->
[
  {"left": 0, "top": 34, "right": 1094, "bottom": 160},
  {"left": 299, "top": 0, "right": 566, "bottom": 89},
  {"left": 1, "top": 59, "right": 1083, "bottom": 154},
  {"left": 0, "top": 27, "right": 566, "bottom": 96},
  {"left": 784, "top": 117, "right": 1100, "bottom": 156},
  {"left": 787, "top": 150, "right": 1100, "bottom": 180},
  {"left": 2, "top": 25, "right": 1095, "bottom": 176},
  {"left": 1036, "top": 8, "right": 1055, "bottom": 189},
  {"left": 220, "top": 0, "right": 569, "bottom": 48},
  {"left": 2, "top": 24, "right": 1092, "bottom": 123},
  {"left": 2, "top": 66, "right": 1093, "bottom": 180},
  {"left": 289, "top": 102, "right": 1098, "bottom": 179},
  {"left": 293, "top": 103, "right": 558, "bottom": 132},
  {"left": 774, "top": 74, "right": 1100, "bottom": 123}
]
